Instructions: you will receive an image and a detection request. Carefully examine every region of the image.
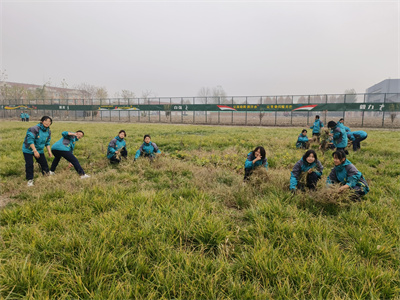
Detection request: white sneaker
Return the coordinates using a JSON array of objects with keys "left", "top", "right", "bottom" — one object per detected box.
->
[
  {"left": 27, "top": 180, "right": 34, "bottom": 187},
  {"left": 49, "top": 171, "right": 55, "bottom": 176},
  {"left": 80, "top": 174, "right": 91, "bottom": 179}
]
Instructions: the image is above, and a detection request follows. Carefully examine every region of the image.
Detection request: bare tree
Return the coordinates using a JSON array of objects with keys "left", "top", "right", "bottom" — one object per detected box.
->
[
  {"left": 141, "top": 90, "right": 154, "bottom": 117},
  {"left": 344, "top": 88, "right": 357, "bottom": 103},
  {"left": 121, "top": 90, "right": 135, "bottom": 104}
]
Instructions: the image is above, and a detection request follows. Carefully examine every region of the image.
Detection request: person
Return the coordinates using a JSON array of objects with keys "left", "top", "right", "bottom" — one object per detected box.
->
[
  {"left": 20, "top": 112, "right": 25, "bottom": 122},
  {"left": 107, "top": 130, "right": 128, "bottom": 164},
  {"left": 327, "top": 121, "right": 348, "bottom": 154},
  {"left": 296, "top": 129, "right": 310, "bottom": 149},
  {"left": 50, "top": 130, "right": 90, "bottom": 179},
  {"left": 338, "top": 118, "right": 351, "bottom": 133},
  {"left": 244, "top": 146, "right": 268, "bottom": 180},
  {"left": 290, "top": 149, "right": 323, "bottom": 192},
  {"left": 25, "top": 112, "right": 30, "bottom": 122},
  {"left": 309, "top": 115, "right": 324, "bottom": 142},
  {"left": 347, "top": 130, "right": 368, "bottom": 151},
  {"left": 326, "top": 150, "right": 369, "bottom": 199},
  {"left": 134, "top": 134, "right": 161, "bottom": 161},
  {"left": 22, "top": 116, "right": 53, "bottom": 186}
]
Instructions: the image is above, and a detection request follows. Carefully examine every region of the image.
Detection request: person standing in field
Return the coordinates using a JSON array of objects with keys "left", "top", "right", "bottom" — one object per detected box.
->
[
  {"left": 244, "top": 146, "right": 268, "bottom": 180},
  {"left": 25, "top": 112, "right": 30, "bottom": 122},
  {"left": 327, "top": 121, "right": 348, "bottom": 154},
  {"left": 338, "top": 118, "right": 351, "bottom": 133},
  {"left": 290, "top": 149, "right": 323, "bottom": 192},
  {"left": 50, "top": 130, "right": 90, "bottom": 179},
  {"left": 309, "top": 115, "right": 324, "bottom": 142},
  {"left": 22, "top": 116, "right": 53, "bottom": 186},
  {"left": 107, "top": 130, "right": 128, "bottom": 164},
  {"left": 20, "top": 112, "right": 25, "bottom": 122},
  {"left": 296, "top": 129, "right": 310, "bottom": 149},
  {"left": 347, "top": 130, "right": 368, "bottom": 151},
  {"left": 326, "top": 150, "right": 369, "bottom": 200},
  {"left": 134, "top": 135, "right": 161, "bottom": 161}
]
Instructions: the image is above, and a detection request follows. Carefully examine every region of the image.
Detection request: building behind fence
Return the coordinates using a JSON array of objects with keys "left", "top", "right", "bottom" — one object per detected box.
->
[{"left": 1, "top": 93, "right": 400, "bottom": 128}]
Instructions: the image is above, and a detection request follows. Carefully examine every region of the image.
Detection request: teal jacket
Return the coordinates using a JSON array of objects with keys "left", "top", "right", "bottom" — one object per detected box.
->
[
  {"left": 310, "top": 119, "right": 324, "bottom": 134},
  {"left": 290, "top": 157, "right": 324, "bottom": 190},
  {"left": 331, "top": 125, "right": 348, "bottom": 148},
  {"left": 338, "top": 122, "right": 351, "bottom": 133},
  {"left": 244, "top": 151, "right": 268, "bottom": 170},
  {"left": 296, "top": 134, "right": 309, "bottom": 148},
  {"left": 107, "top": 136, "right": 126, "bottom": 159},
  {"left": 326, "top": 159, "right": 369, "bottom": 194},
  {"left": 347, "top": 131, "right": 367, "bottom": 141},
  {"left": 135, "top": 142, "right": 161, "bottom": 159},
  {"left": 51, "top": 131, "right": 79, "bottom": 152},
  {"left": 20, "top": 113, "right": 24, "bottom": 119},
  {"left": 22, "top": 123, "right": 51, "bottom": 154}
]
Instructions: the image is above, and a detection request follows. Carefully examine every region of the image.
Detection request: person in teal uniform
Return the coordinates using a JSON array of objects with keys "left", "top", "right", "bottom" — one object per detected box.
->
[
  {"left": 309, "top": 115, "right": 324, "bottom": 142},
  {"left": 327, "top": 150, "right": 369, "bottom": 200},
  {"left": 338, "top": 118, "right": 351, "bottom": 133},
  {"left": 134, "top": 135, "right": 161, "bottom": 161},
  {"left": 327, "top": 121, "right": 348, "bottom": 154},
  {"left": 244, "top": 146, "right": 268, "bottom": 180},
  {"left": 50, "top": 130, "right": 90, "bottom": 179},
  {"left": 107, "top": 130, "right": 128, "bottom": 164},
  {"left": 22, "top": 116, "right": 53, "bottom": 186},
  {"left": 347, "top": 130, "right": 368, "bottom": 151},
  {"left": 296, "top": 129, "right": 310, "bottom": 149},
  {"left": 290, "top": 149, "right": 323, "bottom": 192}
]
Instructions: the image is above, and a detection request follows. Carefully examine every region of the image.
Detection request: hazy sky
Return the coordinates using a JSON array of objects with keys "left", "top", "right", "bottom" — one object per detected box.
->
[{"left": 1, "top": 0, "right": 399, "bottom": 97}]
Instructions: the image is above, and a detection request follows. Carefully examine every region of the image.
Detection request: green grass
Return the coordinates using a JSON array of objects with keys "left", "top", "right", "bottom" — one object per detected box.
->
[{"left": 0, "top": 121, "right": 399, "bottom": 299}]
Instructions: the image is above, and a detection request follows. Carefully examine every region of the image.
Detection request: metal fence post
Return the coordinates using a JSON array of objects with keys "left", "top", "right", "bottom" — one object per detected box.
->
[
  {"left": 343, "top": 94, "right": 346, "bottom": 121},
  {"left": 382, "top": 93, "right": 386, "bottom": 127},
  {"left": 361, "top": 94, "right": 365, "bottom": 127},
  {"left": 245, "top": 97, "right": 248, "bottom": 125},
  {"left": 205, "top": 97, "right": 207, "bottom": 124},
  {"left": 290, "top": 95, "right": 294, "bottom": 126},
  {"left": 193, "top": 97, "right": 195, "bottom": 123},
  {"left": 231, "top": 97, "right": 234, "bottom": 124}
]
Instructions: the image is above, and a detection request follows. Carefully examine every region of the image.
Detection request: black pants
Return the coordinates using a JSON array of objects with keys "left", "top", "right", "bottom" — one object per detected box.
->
[
  {"left": 23, "top": 152, "right": 49, "bottom": 180},
  {"left": 298, "top": 172, "right": 320, "bottom": 191},
  {"left": 244, "top": 168, "right": 253, "bottom": 180},
  {"left": 353, "top": 135, "right": 367, "bottom": 151},
  {"left": 51, "top": 150, "right": 85, "bottom": 175},
  {"left": 109, "top": 148, "right": 128, "bottom": 164}
]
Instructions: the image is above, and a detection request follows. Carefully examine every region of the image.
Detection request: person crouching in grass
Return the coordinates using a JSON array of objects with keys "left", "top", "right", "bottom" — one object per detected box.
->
[
  {"left": 296, "top": 129, "right": 310, "bottom": 149},
  {"left": 22, "top": 116, "right": 53, "bottom": 187},
  {"left": 326, "top": 150, "right": 369, "bottom": 200},
  {"left": 290, "top": 149, "right": 323, "bottom": 193},
  {"left": 50, "top": 130, "right": 90, "bottom": 179},
  {"left": 244, "top": 146, "right": 268, "bottom": 180},
  {"left": 134, "top": 134, "right": 161, "bottom": 161},
  {"left": 107, "top": 130, "right": 128, "bottom": 164}
]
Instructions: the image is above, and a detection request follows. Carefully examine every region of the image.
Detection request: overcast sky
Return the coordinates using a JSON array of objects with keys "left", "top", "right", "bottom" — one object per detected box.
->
[{"left": 1, "top": 0, "right": 399, "bottom": 97}]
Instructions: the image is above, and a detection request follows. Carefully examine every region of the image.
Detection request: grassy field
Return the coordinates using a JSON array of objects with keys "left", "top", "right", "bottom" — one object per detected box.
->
[{"left": 0, "top": 121, "right": 399, "bottom": 299}]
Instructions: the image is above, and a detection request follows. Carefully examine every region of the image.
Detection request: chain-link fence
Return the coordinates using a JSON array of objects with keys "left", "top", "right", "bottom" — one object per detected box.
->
[{"left": 1, "top": 93, "right": 400, "bottom": 128}]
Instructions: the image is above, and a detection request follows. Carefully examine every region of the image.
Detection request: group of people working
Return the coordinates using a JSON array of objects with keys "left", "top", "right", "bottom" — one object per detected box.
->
[
  {"left": 22, "top": 115, "right": 370, "bottom": 200},
  {"left": 245, "top": 115, "right": 370, "bottom": 200},
  {"left": 296, "top": 116, "right": 368, "bottom": 152},
  {"left": 244, "top": 146, "right": 369, "bottom": 200},
  {"left": 22, "top": 116, "right": 161, "bottom": 186}
]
